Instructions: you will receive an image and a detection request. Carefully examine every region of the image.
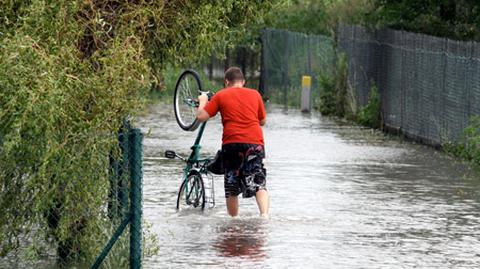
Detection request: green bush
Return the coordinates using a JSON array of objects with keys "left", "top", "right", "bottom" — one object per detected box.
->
[
  {"left": 317, "top": 74, "right": 337, "bottom": 115},
  {"left": 316, "top": 54, "right": 348, "bottom": 117},
  {"left": 444, "top": 117, "right": 480, "bottom": 167},
  {"left": 356, "top": 85, "right": 382, "bottom": 129}
]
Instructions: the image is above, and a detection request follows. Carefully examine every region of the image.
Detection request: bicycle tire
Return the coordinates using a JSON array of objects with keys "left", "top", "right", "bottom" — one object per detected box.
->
[
  {"left": 174, "top": 69, "right": 203, "bottom": 131},
  {"left": 176, "top": 170, "right": 206, "bottom": 211}
]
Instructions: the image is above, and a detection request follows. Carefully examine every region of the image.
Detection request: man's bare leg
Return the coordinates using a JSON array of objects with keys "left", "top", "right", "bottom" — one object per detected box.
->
[
  {"left": 255, "top": 189, "right": 269, "bottom": 217},
  {"left": 226, "top": 196, "right": 239, "bottom": 217}
]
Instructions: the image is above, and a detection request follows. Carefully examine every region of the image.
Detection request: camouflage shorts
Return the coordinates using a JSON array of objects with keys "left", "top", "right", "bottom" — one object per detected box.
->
[{"left": 222, "top": 143, "right": 267, "bottom": 198}]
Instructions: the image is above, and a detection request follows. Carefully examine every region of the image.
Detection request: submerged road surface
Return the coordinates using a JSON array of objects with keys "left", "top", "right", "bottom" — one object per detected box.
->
[{"left": 140, "top": 103, "right": 480, "bottom": 268}]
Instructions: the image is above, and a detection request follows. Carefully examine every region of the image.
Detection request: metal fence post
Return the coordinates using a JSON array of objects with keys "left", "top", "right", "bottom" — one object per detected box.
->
[
  {"left": 259, "top": 30, "right": 266, "bottom": 97},
  {"left": 129, "top": 128, "right": 143, "bottom": 269},
  {"left": 283, "top": 30, "right": 289, "bottom": 109},
  {"left": 119, "top": 127, "right": 130, "bottom": 218}
]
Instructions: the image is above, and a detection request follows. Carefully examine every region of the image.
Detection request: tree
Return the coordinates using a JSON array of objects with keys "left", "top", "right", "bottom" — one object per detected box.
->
[{"left": 368, "top": 0, "right": 480, "bottom": 41}]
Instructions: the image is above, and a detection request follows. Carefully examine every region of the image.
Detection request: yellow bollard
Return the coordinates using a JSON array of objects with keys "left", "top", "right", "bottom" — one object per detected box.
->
[{"left": 301, "top": 76, "right": 312, "bottom": 112}]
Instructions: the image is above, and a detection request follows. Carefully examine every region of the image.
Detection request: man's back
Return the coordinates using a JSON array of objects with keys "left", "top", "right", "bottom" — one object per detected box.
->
[{"left": 204, "top": 87, "right": 265, "bottom": 145}]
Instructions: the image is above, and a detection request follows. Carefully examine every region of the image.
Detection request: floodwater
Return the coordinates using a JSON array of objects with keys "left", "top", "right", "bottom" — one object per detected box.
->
[{"left": 140, "top": 103, "right": 480, "bottom": 268}]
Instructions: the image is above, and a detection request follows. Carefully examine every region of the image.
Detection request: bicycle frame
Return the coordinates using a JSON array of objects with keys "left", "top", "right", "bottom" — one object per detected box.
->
[
  {"left": 184, "top": 121, "right": 210, "bottom": 175},
  {"left": 177, "top": 120, "right": 215, "bottom": 209}
]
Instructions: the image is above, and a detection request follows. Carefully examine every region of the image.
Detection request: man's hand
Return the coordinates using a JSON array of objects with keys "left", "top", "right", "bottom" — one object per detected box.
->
[
  {"left": 260, "top": 118, "right": 266, "bottom": 126},
  {"left": 196, "top": 93, "right": 210, "bottom": 122},
  {"left": 198, "top": 94, "right": 209, "bottom": 108}
]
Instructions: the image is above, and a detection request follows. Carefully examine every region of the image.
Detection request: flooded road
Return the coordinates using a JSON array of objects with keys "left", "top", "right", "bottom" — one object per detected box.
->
[{"left": 140, "top": 103, "right": 480, "bottom": 268}]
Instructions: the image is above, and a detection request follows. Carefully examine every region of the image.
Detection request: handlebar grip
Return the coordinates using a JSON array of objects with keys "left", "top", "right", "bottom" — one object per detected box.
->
[{"left": 200, "top": 91, "right": 214, "bottom": 101}]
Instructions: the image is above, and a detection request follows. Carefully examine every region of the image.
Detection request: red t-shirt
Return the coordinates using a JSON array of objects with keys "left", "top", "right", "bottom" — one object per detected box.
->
[{"left": 203, "top": 87, "right": 266, "bottom": 145}]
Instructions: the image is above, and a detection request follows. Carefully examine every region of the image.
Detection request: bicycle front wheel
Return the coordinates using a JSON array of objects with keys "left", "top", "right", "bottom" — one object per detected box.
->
[
  {"left": 176, "top": 170, "right": 205, "bottom": 211},
  {"left": 174, "top": 70, "right": 203, "bottom": 131}
]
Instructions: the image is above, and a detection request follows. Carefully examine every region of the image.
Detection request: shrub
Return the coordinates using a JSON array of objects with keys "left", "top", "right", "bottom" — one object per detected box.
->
[
  {"left": 317, "top": 54, "right": 348, "bottom": 117},
  {"left": 356, "top": 84, "right": 382, "bottom": 129},
  {"left": 444, "top": 117, "right": 480, "bottom": 167},
  {"left": 318, "top": 74, "right": 337, "bottom": 115}
]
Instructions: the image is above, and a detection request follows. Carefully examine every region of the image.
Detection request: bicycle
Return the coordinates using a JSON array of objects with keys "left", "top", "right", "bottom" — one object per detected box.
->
[{"left": 164, "top": 69, "right": 219, "bottom": 211}]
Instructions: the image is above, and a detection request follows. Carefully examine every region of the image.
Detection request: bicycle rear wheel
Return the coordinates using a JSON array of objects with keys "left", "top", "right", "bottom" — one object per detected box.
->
[
  {"left": 174, "top": 70, "right": 203, "bottom": 131},
  {"left": 176, "top": 170, "right": 205, "bottom": 211}
]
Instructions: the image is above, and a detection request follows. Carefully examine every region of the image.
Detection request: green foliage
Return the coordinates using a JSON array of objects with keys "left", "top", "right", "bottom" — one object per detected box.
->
[
  {"left": 266, "top": 0, "right": 374, "bottom": 36},
  {"left": 0, "top": 0, "right": 274, "bottom": 264},
  {"left": 147, "top": 0, "right": 275, "bottom": 70},
  {"left": 444, "top": 117, "right": 480, "bottom": 167},
  {"left": 270, "top": 0, "right": 480, "bottom": 41},
  {"left": 326, "top": 0, "right": 374, "bottom": 28},
  {"left": 0, "top": 9, "right": 149, "bottom": 264},
  {"left": 316, "top": 54, "right": 348, "bottom": 117},
  {"left": 356, "top": 85, "right": 381, "bottom": 128},
  {"left": 367, "top": 0, "right": 480, "bottom": 41},
  {"left": 266, "top": 0, "right": 330, "bottom": 35},
  {"left": 318, "top": 75, "right": 337, "bottom": 115}
]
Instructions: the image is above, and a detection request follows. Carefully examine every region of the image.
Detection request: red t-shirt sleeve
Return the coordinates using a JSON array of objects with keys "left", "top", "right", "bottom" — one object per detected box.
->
[
  {"left": 258, "top": 93, "right": 266, "bottom": 121},
  {"left": 203, "top": 94, "right": 220, "bottom": 117}
]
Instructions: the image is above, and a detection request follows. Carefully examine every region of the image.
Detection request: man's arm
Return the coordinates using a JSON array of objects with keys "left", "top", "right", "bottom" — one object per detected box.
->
[
  {"left": 260, "top": 118, "right": 266, "bottom": 126},
  {"left": 196, "top": 94, "right": 210, "bottom": 122}
]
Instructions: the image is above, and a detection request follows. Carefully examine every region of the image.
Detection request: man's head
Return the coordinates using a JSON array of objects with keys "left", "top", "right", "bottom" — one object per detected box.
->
[{"left": 224, "top": 67, "right": 245, "bottom": 87}]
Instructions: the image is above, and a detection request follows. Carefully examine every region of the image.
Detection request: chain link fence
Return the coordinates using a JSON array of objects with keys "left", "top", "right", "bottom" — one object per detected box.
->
[
  {"left": 92, "top": 124, "right": 143, "bottom": 269},
  {"left": 337, "top": 25, "right": 480, "bottom": 145},
  {"left": 261, "top": 26, "right": 480, "bottom": 146},
  {"left": 261, "top": 28, "right": 336, "bottom": 108},
  {"left": 0, "top": 126, "right": 144, "bottom": 268}
]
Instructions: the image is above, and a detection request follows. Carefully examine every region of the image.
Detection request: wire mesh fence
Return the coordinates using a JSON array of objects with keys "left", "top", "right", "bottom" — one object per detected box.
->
[
  {"left": 261, "top": 28, "right": 336, "bottom": 108},
  {"left": 0, "top": 123, "right": 144, "bottom": 268},
  {"left": 92, "top": 124, "right": 143, "bottom": 269},
  {"left": 261, "top": 26, "right": 480, "bottom": 146},
  {"left": 337, "top": 25, "right": 480, "bottom": 145}
]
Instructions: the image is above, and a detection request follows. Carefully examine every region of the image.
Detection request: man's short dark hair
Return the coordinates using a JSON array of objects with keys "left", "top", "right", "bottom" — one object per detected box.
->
[{"left": 224, "top": 67, "right": 244, "bottom": 82}]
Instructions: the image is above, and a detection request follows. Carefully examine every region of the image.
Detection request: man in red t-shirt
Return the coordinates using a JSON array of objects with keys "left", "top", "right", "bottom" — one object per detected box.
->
[{"left": 196, "top": 67, "right": 269, "bottom": 217}]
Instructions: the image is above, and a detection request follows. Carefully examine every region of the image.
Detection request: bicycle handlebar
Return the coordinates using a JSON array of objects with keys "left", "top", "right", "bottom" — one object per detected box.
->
[{"left": 199, "top": 91, "right": 214, "bottom": 101}]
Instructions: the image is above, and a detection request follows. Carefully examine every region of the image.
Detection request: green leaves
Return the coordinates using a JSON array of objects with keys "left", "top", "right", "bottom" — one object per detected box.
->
[
  {"left": 368, "top": 0, "right": 480, "bottom": 41},
  {"left": 444, "top": 117, "right": 480, "bottom": 167},
  {"left": 356, "top": 85, "right": 381, "bottom": 129}
]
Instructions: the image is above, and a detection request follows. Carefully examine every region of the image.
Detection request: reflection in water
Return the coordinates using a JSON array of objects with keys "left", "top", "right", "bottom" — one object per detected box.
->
[{"left": 213, "top": 218, "right": 268, "bottom": 261}]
